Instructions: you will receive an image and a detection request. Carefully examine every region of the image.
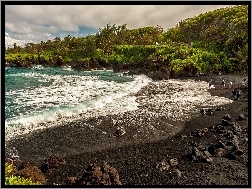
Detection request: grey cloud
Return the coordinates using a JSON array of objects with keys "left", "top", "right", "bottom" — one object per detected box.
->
[
  {"left": 6, "top": 5, "right": 230, "bottom": 30},
  {"left": 5, "top": 5, "right": 230, "bottom": 46}
]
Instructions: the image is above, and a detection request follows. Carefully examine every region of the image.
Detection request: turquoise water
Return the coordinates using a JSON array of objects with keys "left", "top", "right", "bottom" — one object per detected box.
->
[{"left": 5, "top": 66, "right": 151, "bottom": 140}]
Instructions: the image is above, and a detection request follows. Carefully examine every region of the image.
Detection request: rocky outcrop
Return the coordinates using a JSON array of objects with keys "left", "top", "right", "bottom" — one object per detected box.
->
[
  {"left": 112, "top": 60, "right": 173, "bottom": 80},
  {"left": 187, "top": 108, "right": 247, "bottom": 164},
  {"left": 71, "top": 58, "right": 108, "bottom": 71},
  {"left": 68, "top": 162, "right": 122, "bottom": 185},
  {"left": 41, "top": 156, "right": 66, "bottom": 173}
]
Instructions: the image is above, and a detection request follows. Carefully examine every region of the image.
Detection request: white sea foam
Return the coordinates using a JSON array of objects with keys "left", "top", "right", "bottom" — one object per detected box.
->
[
  {"left": 5, "top": 73, "right": 151, "bottom": 141},
  {"left": 31, "top": 65, "right": 44, "bottom": 69},
  {"left": 136, "top": 79, "right": 234, "bottom": 122},
  {"left": 5, "top": 68, "right": 235, "bottom": 141}
]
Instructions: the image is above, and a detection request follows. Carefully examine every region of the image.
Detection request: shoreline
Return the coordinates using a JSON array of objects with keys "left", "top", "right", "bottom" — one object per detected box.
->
[{"left": 5, "top": 74, "right": 249, "bottom": 185}]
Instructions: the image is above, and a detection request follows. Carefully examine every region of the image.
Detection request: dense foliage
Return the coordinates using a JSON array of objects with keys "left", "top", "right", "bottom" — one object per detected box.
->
[
  {"left": 163, "top": 5, "right": 248, "bottom": 70},
  {"left": 107, "top": 43, "right": 233, "bottom": 74},
  {"left": 5, "top": 5, "right": 248, "bottom": 75},
  {"left": 5, "top": 163, "right": 41, "bottom": 185}
]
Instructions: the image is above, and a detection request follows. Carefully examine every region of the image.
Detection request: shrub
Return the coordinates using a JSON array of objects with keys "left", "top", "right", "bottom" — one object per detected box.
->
[{"left": 5, "top": 163, "right": 41, "bottom": 185}]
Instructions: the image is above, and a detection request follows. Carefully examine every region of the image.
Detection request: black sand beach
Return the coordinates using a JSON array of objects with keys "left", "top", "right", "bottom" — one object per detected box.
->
[{"left": 6, "top": 74, "right": 249, "bottom": 186}]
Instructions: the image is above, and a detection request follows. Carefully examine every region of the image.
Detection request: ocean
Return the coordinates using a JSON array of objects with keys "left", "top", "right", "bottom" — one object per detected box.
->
[{"left": 5, "top": 66, "right": 151, "bottom": 141}]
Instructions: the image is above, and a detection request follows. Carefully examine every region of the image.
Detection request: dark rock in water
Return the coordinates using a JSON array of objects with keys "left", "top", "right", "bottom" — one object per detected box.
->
[
  {"left": 41, "top": 156, "right": 66, "bottom": 173},
  {"left": 15, "top": 164, "right": 47, "bottom": 184},
  {"left": 223, "top": 114, "right": 232, "bottom": 121},
  {"left": 237, "top": 114, "right": 246, "bottom": 121}
]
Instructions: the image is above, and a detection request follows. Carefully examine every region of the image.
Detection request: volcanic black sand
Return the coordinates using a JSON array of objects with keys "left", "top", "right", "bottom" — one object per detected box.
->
[{"left": 6, "top": 74, "right": 249, "bottom": 186}]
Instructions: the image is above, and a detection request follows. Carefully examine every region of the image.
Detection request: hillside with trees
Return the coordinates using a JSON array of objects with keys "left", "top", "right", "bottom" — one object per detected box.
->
[
  {"left": 5, "top": 5, "right": 248, "bottom": 79},
  {"left": 163, "top": 5, "right": 248, "bottom": 71}
]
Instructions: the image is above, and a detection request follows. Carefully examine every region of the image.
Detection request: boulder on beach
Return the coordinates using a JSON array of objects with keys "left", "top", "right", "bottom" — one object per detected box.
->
[
  {"left": 190, "top": 128, "right": 208, "bottom": 138},
  {"left": 210, "top": 124, "right": 227, "bottom": 134},
  {"left": 191, "top": 147, "right": 205, "bottom": 161},
  {"left": 223, "top": 114, "right": 232, "bottom": 121},
  {"left": 75, "top": 162, "right": 122, "bottom": 185},
  {"left": 232, "top": 123, "right": 242, "bottom": 134}
]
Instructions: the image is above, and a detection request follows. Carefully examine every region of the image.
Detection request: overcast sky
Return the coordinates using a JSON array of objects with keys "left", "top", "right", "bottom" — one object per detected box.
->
[{"left": 5, "top": 5, "right": 232, "bottom": 48}]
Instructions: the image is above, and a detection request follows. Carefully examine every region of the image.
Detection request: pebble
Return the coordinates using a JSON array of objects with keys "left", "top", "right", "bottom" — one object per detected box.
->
[{"left": 169, "top": 158, "right": 179, "bottom": 166}]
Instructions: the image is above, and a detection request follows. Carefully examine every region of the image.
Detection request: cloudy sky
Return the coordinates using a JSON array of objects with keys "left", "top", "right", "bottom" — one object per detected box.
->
[{"left": 5, "top": 5, "right": 232, "bottom": 48}]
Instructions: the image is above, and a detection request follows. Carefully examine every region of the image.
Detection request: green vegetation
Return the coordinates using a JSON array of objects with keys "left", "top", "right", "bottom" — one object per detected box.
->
[
  {"left": 163, "top": 5, "right": 248, "bottom": 72},
  {"left": 5, "top": 5, "right": 248, "bottom": 76},
  {"left": 5, "top": 162, "right": 41, "bottom": 185},
  {"left": 107, "top": 44, "right": 234, "bottom": 74}
]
